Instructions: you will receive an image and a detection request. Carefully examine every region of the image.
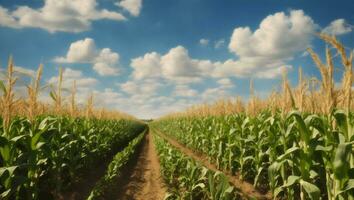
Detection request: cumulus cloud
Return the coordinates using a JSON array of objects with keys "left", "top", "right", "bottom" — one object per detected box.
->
[
  {"left": 0, "top": 7, "right": 21, "bottom": 29},
  {"left": 130, "top": 46, "right": 214, "bottom": 83},
  {"left": 116, "top": 0, "right": 143, "bottom": 16},
  {"left": 94, "top": 88, "right": 123, "bottom": 105},
  {"left": 161, "top": 46, "right": 211, "bottom": 78},
  {"left": 173, "top": 85, "right": 198, "bottom": 97},
  {"left": 0, "top": 66, "right": 36, "bottom": 83},
  {"left": 217, "top": 78, "right": 233, "bottom": 88},
  {"left": 119, "top": 79, "right": 162, "bottom": 96},
  {"left": 41, "top": 67, "right": 98, "bottom": 104},
  {"left": 14, "top": 66, "right": 36, "bottom": 77},
  {"left": 228, "top": 10, "right": 315, "bottom": 64},
  {"left": 54, "top": 38, "right": 120, "bottom": 76},
  {"left": 131, "top": 10, "right": 316, "bottom": 81},
  {"left": 93, "top": 48, "right": 120, "bottom": 76},
  {"left": 0, "top": 0, "right": 126, "bottom": 33},
  {"left": 201, "top": 87, "right": 232, "bottom": 102},
  {"left": 54, "top": 38, "right": 96, "bottom": 63},
  {"left": 199, "top": 38, "right": 209, "bottom": 46},
  {"left": 48, "top": 68, "right": 98, "bottom": 89},
  {"left": 323, "top": 19, "right": 352, "bottom": 35},
  {"left": 212, "top": 59, "right": 291, "bottom": 78},
  {"left": 131, "top": 52, "right": 161, "bottom": 80},
  {"left": 217, "top": 10, "right": 316, "bottom": 78}
]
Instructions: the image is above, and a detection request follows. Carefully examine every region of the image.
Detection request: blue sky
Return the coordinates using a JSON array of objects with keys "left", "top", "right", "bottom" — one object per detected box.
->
[{"left": 0, "top": 0, "right": 353, "bottom": 118}]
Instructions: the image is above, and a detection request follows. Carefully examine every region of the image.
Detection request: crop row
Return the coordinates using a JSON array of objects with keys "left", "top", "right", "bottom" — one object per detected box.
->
[
  {"left": 152, "top": 110, "right": 354, "bottom": 199},
  {"left": 87, "top": 129, "right": 146, "bottom": 199},
  {"left": 0, "top": 116, "right": 146, "bottom": 199},
  {"left": 153, "top": 134, "right": 242, "bottom": 200}
]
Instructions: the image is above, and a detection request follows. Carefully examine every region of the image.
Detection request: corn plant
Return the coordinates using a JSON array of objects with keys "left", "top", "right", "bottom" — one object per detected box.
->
[
  {"left": 153, "top": 134, "right": 241, "bottom": 200},
  {"left": 0, "top": 115, "right": 146, "bottom": 199},
  {"left": 152, "top": 109, "right": 354, "bottom": 199},
  {"left": 87, "top": 130, "right": 146, "bottom": 200}
]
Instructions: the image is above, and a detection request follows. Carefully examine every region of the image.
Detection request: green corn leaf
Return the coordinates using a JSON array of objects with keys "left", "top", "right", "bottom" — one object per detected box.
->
[
  {"left": 315, "top": 145, "right": 332, "bottom": 152},
  {"left": 31, "top": 131, "right": 44, "bottom": 150},
  {"left": 0, "top": 189, "right": 11, "bottom": 199},
  {"left": 333, "top": 110, "right": 348, "bottom": 138},
  {"left": 10, "top": 135, "right": 27, "bottom": 143},
  {"left": 289, "top": 111, "right": 310, "bottom": 144},
  {"left": 0, "top": 145, "right": 10, "bottom": 162},
  {"left": 333, "top": 142, "right": 352, "bottom": 179},
  {"left": 300, "top": 180, "right": 320, "bottom": 200},
  {"left": 336, "top": 179, "right": 354, "bottom": 197},
  {"left": 283, "top": 175, "right": 300, "bottom": 187},
  {"left": 273, "top": 186, "right": 284, "bottom": 198},
  {"left": 192, "top": 183, "right": 206, "bottom": 190},
  {"left": 0, "top": 166, "right": 18, "bottom": 178},
  {"left": 277, "top": 145, "right": 299, "bottom": 161}
]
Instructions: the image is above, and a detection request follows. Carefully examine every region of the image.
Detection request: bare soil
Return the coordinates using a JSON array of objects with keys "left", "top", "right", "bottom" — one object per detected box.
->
[
  {"left": 152, "top": 127, "right": 272, "bottom": 200},
  {"left": 111, "top": 133, "right": 166, "bottom": 200}
]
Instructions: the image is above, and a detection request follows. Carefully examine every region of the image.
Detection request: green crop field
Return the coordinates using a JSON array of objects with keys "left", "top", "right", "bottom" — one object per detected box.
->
[
  {"left": 0, "top": 32, "right": 353, "bottom": 200},
  {"left": 0, "top": 1, "right": 353, "bottom": 199},
  {"left": 152, "top": 110, "right": 354, "bottom": 199}
]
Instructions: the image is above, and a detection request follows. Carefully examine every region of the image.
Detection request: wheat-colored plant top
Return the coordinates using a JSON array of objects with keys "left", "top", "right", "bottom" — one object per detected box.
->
[{"left": 0, "top": 60, "right": 136, "bottom": 123}]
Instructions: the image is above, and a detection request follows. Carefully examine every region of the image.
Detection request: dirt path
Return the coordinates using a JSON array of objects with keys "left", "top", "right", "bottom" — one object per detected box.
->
[
  {"left": 152, "top": 127, "right": 271, "bottom": 200},
  {"left": 113, "top": 132, "right": 166, "bottom": 200}
]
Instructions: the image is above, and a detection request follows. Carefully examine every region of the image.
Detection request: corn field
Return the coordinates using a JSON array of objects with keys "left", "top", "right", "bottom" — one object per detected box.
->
[
  {"left": 0, "top": 56, "right": 148, "bottom": 199},
  {"left": 154, "top": 134, "right": 240, "bottom": 200},
  {"left": 0, "top": 27, "right": 353, "bottom": 200},
  {"left": 149, "top": 34, "right": 354, "bottom": 199},
  {"left": 152, "top": 110, "right": 354, "bottom": 199}
]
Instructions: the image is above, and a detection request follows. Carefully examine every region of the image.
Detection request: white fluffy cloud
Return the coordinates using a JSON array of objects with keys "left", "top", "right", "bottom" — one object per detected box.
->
[
  {"left": 0, "top": 66, "right": 36, "bottom": 81},
  {"left": 116, "top": 0, "right": 143, "bottom": 16},
  {"left": 42, "top": 67, "right": 98, "bottom": 104},
  {"left": 94, "top": 88, "right": 123, "bottom": 105},
  {"left": 173, "top": 85, "right": 198, "bottom": 97},
  {"left": 227, "top": 10, "right": 315, "bottom": 73},
  {"left": 93, "top": 48, "right": 120, "bottom": 76},
  {"left": 161, "top": 46, "right": 212, "bottom": 79},
  {"left": 131, "top": 10, "right": 316, "bottom": 81},
  {"left": 323, "top": 19, "right": 352, "bottom": 35},
  {"left": 130, "top": 46, "right": 214, "bottom": 83},
  {"left": 229, "top": 10, "right": 315, "bottom": 58},
  {"left": 212, "top": 59, "right": 291, "bottom": 78},
  {"left": 120, "top": 79, "right": 162, "bottom": 95},
  {"left": 0, "top": 7, "right": 21, "bottom": 29},
  {"left": 14, "top": 66, "right": 36, "bottom": 77},
  {"left": 0, "top": 0, "right": 126, "bottom": 33},
  {"left": 54, "top": 38, "right": 97, "bottom": 63},
  {"left": 199, "top": 38, "right": 209, "bottom": 46},
  {"left": 201, "top": 87, "right": 231, "bottom": 102},
  {"left": 48, "top": 68, "right": 98, "bottom": 89},
  {"left": 131, "top": 52, "right": 161, "bottom": 80},
  {"left": 217, "top": 78, "right": 233, "bottom": 88},
  {"left": 54, "top": 38, "right": 120, "bottom": 76}
]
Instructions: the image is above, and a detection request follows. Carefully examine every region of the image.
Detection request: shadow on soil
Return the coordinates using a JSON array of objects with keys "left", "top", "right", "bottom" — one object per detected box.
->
[{"left": 57, "top": 131, "right": 147, "bottom": 200}]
